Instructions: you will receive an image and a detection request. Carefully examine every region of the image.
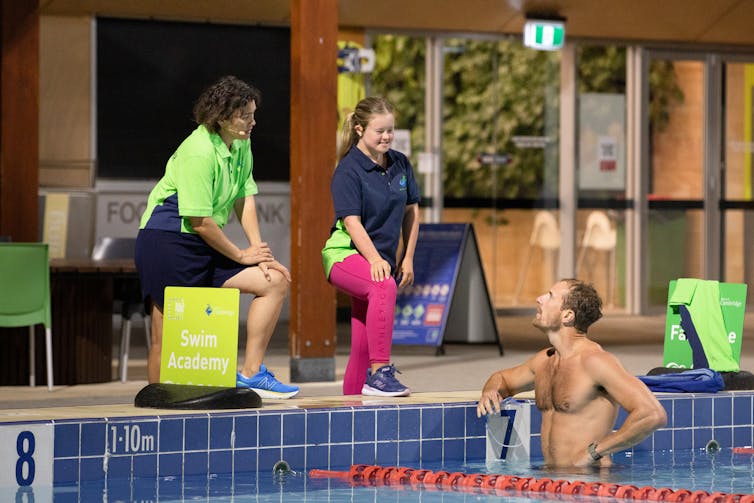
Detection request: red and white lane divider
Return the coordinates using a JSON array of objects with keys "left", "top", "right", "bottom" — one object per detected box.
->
[{"left": 309, "top": 464, "right": 754, "bottom": 502}]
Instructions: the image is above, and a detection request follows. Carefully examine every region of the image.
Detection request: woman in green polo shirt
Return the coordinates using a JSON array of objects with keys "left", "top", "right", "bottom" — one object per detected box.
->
[{"left": 135, "top": 75, "right": 298, "bottom": 399}]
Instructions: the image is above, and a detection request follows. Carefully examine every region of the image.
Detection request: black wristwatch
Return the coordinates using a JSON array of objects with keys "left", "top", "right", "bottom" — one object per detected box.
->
[{"left": 588, "top": 441, "right": 603, "bottom": 461}]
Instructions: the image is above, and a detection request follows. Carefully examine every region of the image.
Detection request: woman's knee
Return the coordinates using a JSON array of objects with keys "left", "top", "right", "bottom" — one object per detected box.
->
[
  {"left": 267, "top": 269, "right": 290, "bottom": 297},
  {"left": 247, "top": 269, "right": 289, "bottom": 298}
]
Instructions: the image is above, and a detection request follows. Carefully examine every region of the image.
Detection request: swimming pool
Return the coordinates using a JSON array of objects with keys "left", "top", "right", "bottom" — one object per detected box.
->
[
  {"left": 13, "top": 448, "right": 754, "bottom": 501},
  {"left": 1, "top": 390, "right": 753, "bottom": 500}
]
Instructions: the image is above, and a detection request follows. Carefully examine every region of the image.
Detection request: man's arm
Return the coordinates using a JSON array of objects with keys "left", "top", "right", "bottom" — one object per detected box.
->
[
  {"left": 476, "top": 349, "right": 547, "bottom": 417},
  {"left": 574, "top": 350, "right": 667, "bottom": 466}
]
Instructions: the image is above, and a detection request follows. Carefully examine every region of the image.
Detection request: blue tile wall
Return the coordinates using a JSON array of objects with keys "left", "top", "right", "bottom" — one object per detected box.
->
[
  {"left": 54, "top": 423, "right": 79, "bottom": 458},
  {"left": 421, "top": 407, "right": 442, "bottom": 439},
  {"left": 377, "top": 409, "right": 398, "bottom": 440},
  {"left": 159, "top": 418, "right": 183, "bottom": 452},
  {"left": 733, "top": 425, "right": 753, "bottom": 446},
  {"left": 511, "top": 392, "right": 754, "bottom": 459},
  {"left": 695, "top": 397, "right": 713, "bottom": 426},
  {"left": 733, "top": 395, "right": 753, "bottom": 424},
  {"left": 674, "top": 398, "right": 693, "bottom": 427},
  {"left": 4, "top": 391, "right": 750, "bottom": 487}
]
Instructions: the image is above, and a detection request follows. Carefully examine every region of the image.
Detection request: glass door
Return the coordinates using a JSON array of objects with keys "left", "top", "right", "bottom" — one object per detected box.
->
[
  {"left": 436, "top": 36, "right": 561, "bottom": 308},
  {"left": 722, "top": 58, "right": 754, "bottom": 305},
  {"left": 645, "top": 54, "right": 706, "bottom": 311},
  {"left": 575, "top": 45, "right": 630, "bottom": 311}
]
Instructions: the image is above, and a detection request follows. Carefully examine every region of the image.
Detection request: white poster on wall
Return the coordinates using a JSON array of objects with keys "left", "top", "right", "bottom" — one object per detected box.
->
[{"left": 578, "top": 93, "right": 626, "bottom": 191}]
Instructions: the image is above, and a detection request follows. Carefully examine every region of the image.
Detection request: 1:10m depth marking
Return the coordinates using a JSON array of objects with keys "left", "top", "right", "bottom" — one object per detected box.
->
[{"left": 109, "top": 424, "right": 155, "bottom": 454}]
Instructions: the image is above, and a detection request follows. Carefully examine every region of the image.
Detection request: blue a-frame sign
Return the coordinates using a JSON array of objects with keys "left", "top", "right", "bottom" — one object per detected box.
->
[{"left": 392, "top": 223, "right": 503, "bottom": 354}]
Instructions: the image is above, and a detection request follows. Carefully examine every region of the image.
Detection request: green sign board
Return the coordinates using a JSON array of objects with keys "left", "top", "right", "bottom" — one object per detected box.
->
[
  {"left": 523, "top": 20, "right": 565, "bottom": 51},
  {"left": 663, "top": 280, "right": 747, "bottom": 370},
  {"left": 160, "top": 286, "right": 240, "bottom": 387}
]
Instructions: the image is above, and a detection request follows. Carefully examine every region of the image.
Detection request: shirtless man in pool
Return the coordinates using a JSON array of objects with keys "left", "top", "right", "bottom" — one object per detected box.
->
[{"left": 477, "top": 279, "right": 667, "bottom": 468}]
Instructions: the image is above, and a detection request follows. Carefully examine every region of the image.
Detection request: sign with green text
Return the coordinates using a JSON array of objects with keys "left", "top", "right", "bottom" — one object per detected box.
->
[
  {"left": 663, "top": 280, "right": 747, "bottom": 369},
  {"left": 160, "top": 286, "right": 240, "bottom": 387}
]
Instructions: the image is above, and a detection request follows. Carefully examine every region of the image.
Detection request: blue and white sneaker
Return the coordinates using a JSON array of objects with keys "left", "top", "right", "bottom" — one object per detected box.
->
[
  {"left": 237, "top": 365, "right": 299, "bottom": 399},
  {"left": 362, "top": 364, "right": 410, "bottom": 397}
]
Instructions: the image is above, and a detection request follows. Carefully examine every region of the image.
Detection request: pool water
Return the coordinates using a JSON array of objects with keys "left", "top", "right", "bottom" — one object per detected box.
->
[
  {"left": 482, "top": 448, "right": 754, "bottom": 494},
  {"left": 10, "top": 448, "right": 754, "bottom": 501}
]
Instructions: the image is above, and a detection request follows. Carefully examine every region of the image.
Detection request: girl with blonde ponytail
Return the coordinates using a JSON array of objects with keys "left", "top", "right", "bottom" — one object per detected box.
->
[{"left": 322, "top": 96, "right": 421, "bottom": 397}]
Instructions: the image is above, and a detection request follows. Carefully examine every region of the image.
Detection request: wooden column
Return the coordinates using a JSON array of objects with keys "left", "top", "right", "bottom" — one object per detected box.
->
[
  {"left": 0, "top": 0, "right": 39, "bottom": 242},
  {"left": 289, "top": 0, "right": 338, "bottom": 381},
  {"left": 0, "top": 1, "right": 40, "bottom": 385}
]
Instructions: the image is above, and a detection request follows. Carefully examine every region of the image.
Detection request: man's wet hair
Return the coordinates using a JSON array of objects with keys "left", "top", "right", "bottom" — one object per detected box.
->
[{"left": 560, "top": 278, "right": 603, "bottom": 333}]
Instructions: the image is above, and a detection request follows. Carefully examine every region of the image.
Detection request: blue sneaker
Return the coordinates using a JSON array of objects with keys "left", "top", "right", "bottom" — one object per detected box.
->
[
  {"left": 362, "top": 364, "right": 410, "bottom": 397},
  {"left": 237, "top": 365, "right": 299, "bottom": 399}
]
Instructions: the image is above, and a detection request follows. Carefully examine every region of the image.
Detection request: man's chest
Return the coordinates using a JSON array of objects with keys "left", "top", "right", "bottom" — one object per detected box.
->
[{"left": 535, "top": 358, "right": 600, "bottom": 413}]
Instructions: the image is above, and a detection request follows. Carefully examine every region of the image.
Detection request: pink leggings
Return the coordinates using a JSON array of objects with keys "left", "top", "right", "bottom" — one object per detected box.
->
[{"left": 329, "top": 253, "right": 397, "bottom": 395}]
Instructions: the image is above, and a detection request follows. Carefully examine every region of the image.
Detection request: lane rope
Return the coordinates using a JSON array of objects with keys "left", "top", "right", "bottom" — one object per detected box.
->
[
  {"left": 733, "top": 447, "right": 754, "bottom": 454},
  {"left": 309, "top": 464, "right": 754, "bottom": 502}
]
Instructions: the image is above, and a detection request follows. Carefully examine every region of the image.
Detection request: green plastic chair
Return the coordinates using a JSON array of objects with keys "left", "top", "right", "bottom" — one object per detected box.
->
[{"left": 0, "top": 243, "right": 54, "bottom": 390}]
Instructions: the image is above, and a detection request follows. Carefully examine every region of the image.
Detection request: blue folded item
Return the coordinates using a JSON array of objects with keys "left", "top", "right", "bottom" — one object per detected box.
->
[{"left": 637, "top": 368, "right": 724, "bottom": 393}]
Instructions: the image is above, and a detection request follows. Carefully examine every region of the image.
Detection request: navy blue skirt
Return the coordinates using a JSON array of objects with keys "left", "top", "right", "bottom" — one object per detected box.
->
[{"left": 134, "top": 228, "right": 247, "bottom": 309}]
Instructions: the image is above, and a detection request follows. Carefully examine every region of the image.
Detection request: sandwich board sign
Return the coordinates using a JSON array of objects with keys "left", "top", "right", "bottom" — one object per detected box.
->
[
  {"left": 160, "top": 286, "right": 240, "bottom": 386},
  {"left": 392, "top": 223, "right": 502, "bottom": 353},
  {"left": 663, "top": 280, "right": 747, "bottom": 370}
]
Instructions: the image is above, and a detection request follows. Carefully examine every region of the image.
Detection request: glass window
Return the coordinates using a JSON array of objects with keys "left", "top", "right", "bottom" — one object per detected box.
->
[
  {"left": 370, "top": 35, "right": 561, "bottom": 309},
  {"left": 576, "top": 45, "right": 628, "bottom": 310}
]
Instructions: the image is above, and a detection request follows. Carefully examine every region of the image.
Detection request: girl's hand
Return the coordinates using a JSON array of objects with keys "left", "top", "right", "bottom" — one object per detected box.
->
[
  {"left": 369, "top": 258, "right": 392, "bottom": 282},
  {"left": 396, "top": 260, "right": 414, "bottom": 288}
]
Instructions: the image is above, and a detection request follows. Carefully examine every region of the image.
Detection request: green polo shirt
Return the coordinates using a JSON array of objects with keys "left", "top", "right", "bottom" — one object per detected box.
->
[{"left": 140, "top": 125, "right": 258, "bottom": 233}]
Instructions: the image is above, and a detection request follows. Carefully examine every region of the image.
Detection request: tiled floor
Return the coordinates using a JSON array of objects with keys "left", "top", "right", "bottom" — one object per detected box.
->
[{"left": 2, "top": 313, "right": 753, "bottom": 423}]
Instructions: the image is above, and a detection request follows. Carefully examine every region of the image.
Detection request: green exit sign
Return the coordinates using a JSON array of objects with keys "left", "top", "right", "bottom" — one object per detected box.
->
[{"left": 523, "top": 20, "right": 565, "bottom": 51}]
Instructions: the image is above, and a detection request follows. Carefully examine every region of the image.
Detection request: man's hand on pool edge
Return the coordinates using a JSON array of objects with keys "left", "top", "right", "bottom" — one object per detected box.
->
[{"left": 476, "top": 389, "right": 502, "bottom": 417}]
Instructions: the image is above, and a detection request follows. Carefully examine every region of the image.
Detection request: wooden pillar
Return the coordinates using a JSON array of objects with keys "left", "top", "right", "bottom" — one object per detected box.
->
[
  {"left": 0, "top": 0, "right": 40, "bottom": 385},
  {"left": 0, "top": 0, "right": 39, "bottom": 242},
  {"left": 289, "top": 0, "right": 338, "bottom": 381}
]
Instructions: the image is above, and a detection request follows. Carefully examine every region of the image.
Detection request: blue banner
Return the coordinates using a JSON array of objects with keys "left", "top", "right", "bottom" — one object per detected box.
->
[{"left": 392, "top": 223, "right": 468, "bottom": 346}]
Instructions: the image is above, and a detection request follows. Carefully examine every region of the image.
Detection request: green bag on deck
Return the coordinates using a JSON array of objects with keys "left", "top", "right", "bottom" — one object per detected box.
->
[{"left": 663, "top": 279, "right": 746, "bottom": 371}]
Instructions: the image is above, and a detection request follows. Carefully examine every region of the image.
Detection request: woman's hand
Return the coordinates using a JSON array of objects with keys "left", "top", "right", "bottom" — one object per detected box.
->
[
  {"left": 238, "top": 242, "right": 273, "bottom": 265},
  {"left": 369, "top": 258, "right": 392, "bottom": 282},
  {"left": 258, "top": 259, "right": 292, "bottom": 282}
]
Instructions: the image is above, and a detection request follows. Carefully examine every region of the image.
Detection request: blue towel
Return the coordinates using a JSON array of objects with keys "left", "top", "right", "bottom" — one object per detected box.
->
[{"left": 638, "top": 368, "right": 724, "bottom": 393}]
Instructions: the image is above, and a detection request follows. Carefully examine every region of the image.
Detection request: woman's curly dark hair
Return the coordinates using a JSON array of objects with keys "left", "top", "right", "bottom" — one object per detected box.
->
[
  {"left": 193, "top": 75, "right": 261, "bottom": 133},
  {"left": 560, "top": 278, "right": 603, "bottom": 333}
]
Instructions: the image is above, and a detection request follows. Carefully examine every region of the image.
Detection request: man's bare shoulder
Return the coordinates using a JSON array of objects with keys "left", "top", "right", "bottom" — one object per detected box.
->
[
  {"left": 578, "top": 342, "right": 634, "bottom": 380},
  {"left": 534, "top": 346, "right": 557, "bottom": 362},
  {"left": 528, "top": 347, "right": 557, "bottom": 372},
  {"left": 578, "top": 341, "right": 619, "bottom": 362}
]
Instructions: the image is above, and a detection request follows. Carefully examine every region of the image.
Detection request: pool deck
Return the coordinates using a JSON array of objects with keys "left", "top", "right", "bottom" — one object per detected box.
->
[{"left": 2, "top": 312, "right": 754, "bottom": 422}]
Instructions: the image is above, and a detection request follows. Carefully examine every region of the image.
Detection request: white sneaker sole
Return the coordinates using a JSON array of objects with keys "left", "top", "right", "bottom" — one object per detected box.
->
[
  {"left": 361, "top": 384, "right": 410, "bottom": 397},
  {"left": 249, "top": 387, "right": 299, "bottom": 399}
]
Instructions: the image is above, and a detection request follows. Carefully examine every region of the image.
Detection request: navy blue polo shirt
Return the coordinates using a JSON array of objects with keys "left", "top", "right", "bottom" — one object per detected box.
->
[{"left": 322, "top": 146, "right": 420, "bottom": 277}]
